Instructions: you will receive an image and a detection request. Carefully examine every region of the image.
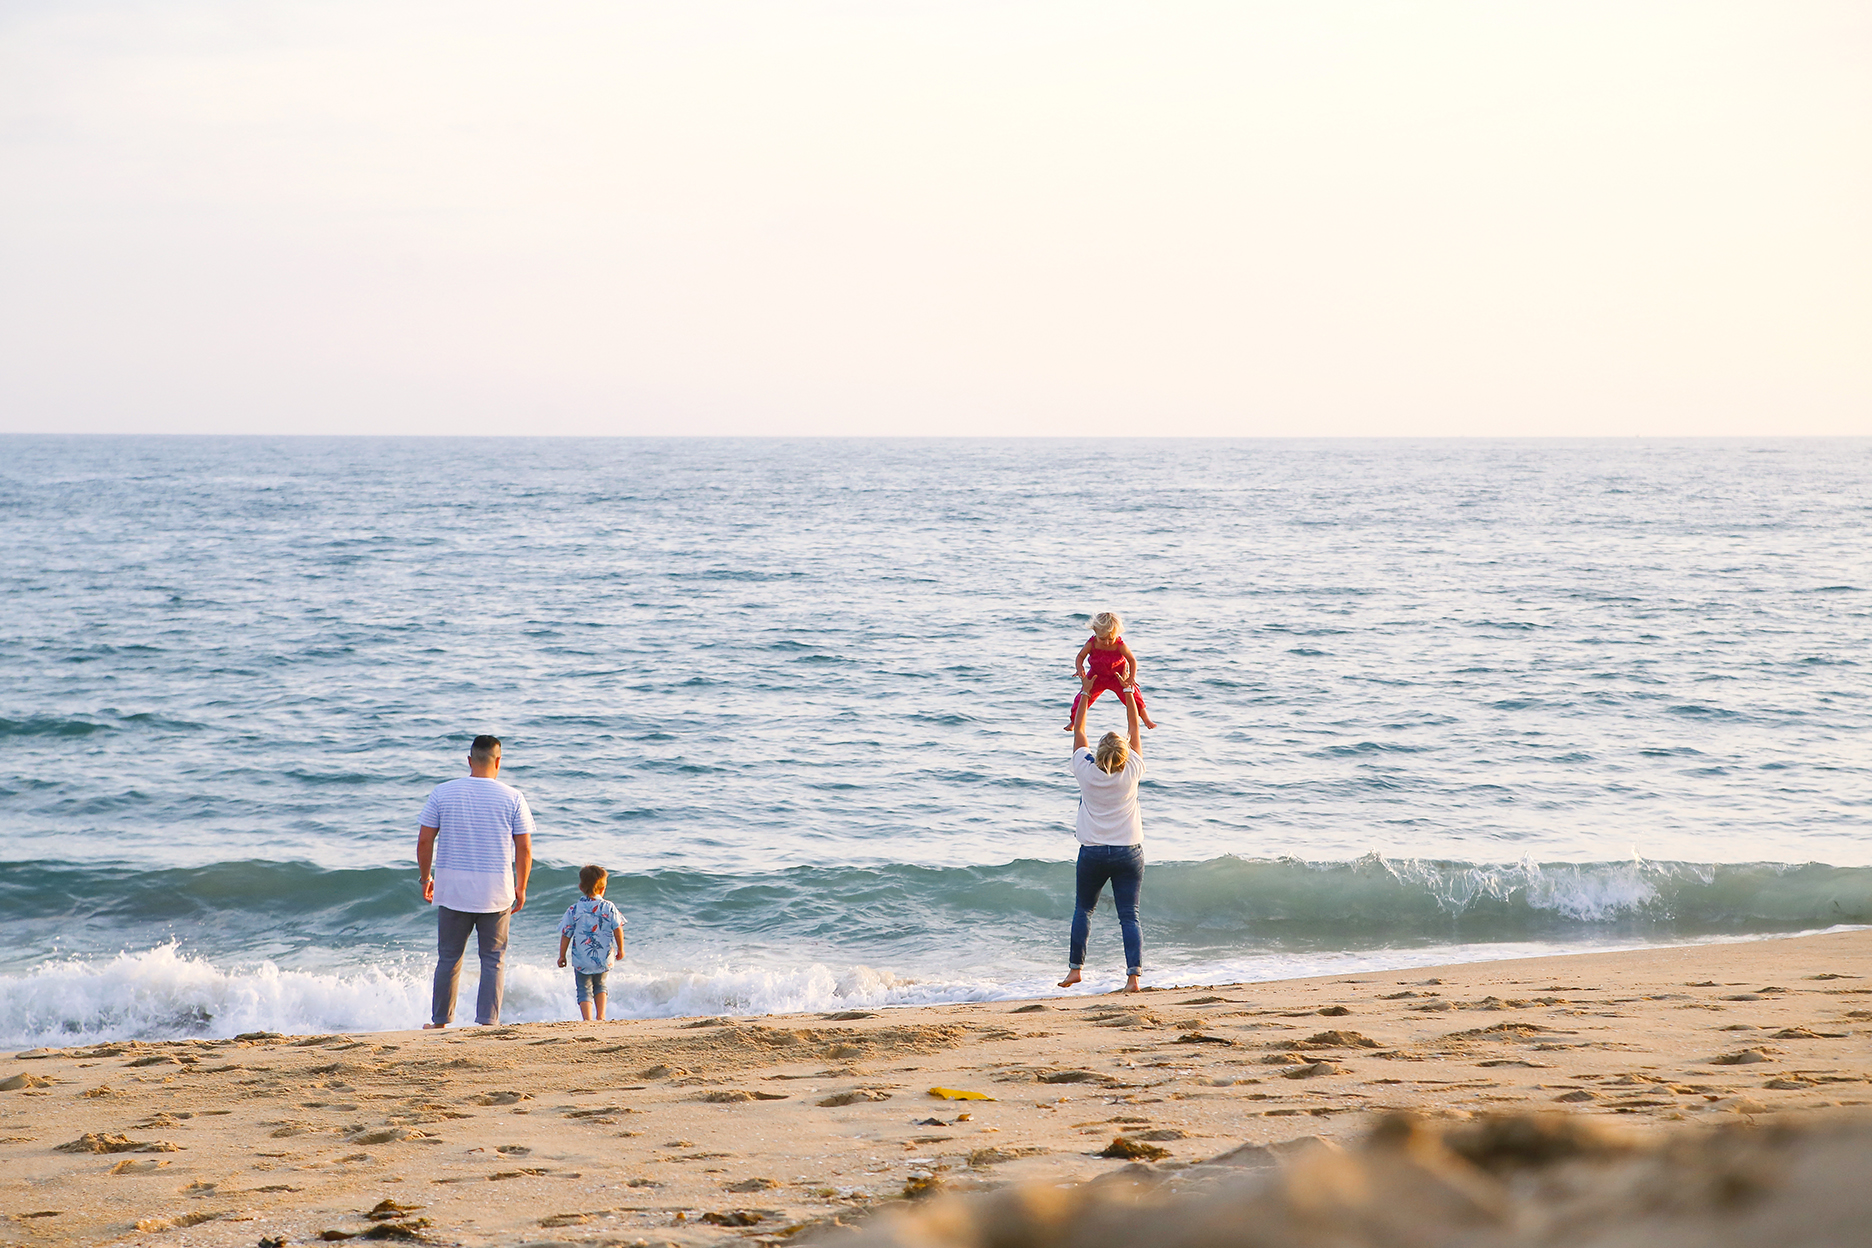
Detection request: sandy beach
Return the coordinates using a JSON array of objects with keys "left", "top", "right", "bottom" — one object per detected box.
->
[{"left": 3, "top": 928, "right": 1868, "bottom": 1248}]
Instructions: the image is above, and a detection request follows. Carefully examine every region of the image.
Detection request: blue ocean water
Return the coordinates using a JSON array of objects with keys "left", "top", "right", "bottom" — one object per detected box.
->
[{"left": 1, "top": 436, "right": 1868, "bottom": 1044}]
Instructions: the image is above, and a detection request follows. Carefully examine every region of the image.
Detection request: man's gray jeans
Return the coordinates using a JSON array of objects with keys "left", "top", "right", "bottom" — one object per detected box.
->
[{"left": 432, "top": 906, "right": 510, "bottom": 1026}]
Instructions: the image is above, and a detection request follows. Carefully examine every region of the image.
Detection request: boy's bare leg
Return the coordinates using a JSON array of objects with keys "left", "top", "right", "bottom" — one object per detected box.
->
[
  {"left": 1057, "top": 968, "right": 1082, "bottom": 987},
  {"left": 578, "top": 1000, "right": 594, "bottom": 1021},
  {"left": 594, "top": 993, "right": 607, "bottom": 1021}
]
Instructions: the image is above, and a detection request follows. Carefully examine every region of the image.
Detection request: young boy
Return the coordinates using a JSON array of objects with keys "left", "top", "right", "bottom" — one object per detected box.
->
[
  {"left": 1065, "top": 611, "right": 1157, "bottom": 731},
  {"left": 557, "top": 865, "right": 626, "bottom": 1021}
]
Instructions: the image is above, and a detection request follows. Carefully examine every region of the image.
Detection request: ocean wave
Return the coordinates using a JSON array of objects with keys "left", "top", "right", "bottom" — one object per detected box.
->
[
  {"left": 0, "top": 715, "right": 111, "bottom": 738},
  {"left": 5, "top": 855, "right": 1868, "bottom": 933}
]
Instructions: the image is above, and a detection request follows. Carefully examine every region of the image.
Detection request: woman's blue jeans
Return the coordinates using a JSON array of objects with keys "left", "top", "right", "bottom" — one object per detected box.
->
[{"left": 1069, "top": 843, "right": 1144, "bottom": 976}]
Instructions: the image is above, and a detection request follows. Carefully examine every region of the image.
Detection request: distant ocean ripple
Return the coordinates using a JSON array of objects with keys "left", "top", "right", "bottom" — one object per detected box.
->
[{"left": 1, "top": 436, "right": 1867, "bottom": 1044}]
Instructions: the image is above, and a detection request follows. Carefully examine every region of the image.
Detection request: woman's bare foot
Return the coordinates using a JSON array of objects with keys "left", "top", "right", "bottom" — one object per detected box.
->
[
  {"left": 1120, "top": 975, "right": 1142, "bottom": 993},
  {"left": 1057, "top": 969, "right": 1082, "bottom": 988}
]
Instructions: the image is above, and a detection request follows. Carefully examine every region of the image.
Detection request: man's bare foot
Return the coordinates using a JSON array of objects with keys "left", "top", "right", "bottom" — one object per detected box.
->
[
  {"left": 1057, "top": 969, "right": 1082, "bottom": 988},
  {"left": 422, "top": 1022, "right": 445, "bottom": 1030},
  {"left": 1120, "top": 975, "right": 1142, "bottom": 993}
]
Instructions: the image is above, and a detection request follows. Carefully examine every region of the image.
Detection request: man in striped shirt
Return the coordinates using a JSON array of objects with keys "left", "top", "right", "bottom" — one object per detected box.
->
[{"left": 417, "top": 734, "right": 536, "bottom": 1028}]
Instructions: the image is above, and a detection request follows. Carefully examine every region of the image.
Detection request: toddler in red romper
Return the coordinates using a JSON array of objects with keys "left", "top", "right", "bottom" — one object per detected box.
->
[{"left": 1065, "top": 611, "right": 1157, "bottom": 731}]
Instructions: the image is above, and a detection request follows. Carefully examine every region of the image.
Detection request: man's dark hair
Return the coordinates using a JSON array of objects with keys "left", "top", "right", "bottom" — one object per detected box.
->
[{"left": 469, "top": 735, "right": 502, "bottom": 763}]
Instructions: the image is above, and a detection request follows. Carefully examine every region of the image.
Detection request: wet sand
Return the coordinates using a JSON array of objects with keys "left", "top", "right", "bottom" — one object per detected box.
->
[{"left": 2, "top": 928, "right": 1867, "bottom": 1247}]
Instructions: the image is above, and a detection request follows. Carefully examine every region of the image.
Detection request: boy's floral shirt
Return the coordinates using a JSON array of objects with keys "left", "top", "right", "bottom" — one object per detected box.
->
[{"left": 559, "top": 896, "right": 626, "bottom": 974}]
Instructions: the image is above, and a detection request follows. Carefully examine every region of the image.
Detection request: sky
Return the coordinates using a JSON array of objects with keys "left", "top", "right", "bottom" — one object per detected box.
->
[{"left": 1, "top": 1, "right": 1867, "bottom": 437}]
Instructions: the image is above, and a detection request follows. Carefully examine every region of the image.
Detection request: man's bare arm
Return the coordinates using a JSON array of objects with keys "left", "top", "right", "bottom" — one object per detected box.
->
[
  {"left": 511, "top": 835, "right": 533, "bottom": 914},
  {"left": 417, "top": 826, "right": 439, "bottom": 903}
]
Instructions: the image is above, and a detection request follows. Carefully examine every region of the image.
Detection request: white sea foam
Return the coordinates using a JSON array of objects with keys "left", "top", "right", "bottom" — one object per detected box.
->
[
  {"left": 6, "top": 928, "right": 1858, "bottom": 1048},
  {"left": 0, "top": 945, "right": 428, "bottom": 1047},
  {"left": 0, "top": 946, "right": 1020, "bottom": 1046}
]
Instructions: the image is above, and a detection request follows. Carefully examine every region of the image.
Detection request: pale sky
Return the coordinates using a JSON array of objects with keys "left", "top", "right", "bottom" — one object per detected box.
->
[{"left": 1, "top": 2, "right": 1867, "bottom": 436}]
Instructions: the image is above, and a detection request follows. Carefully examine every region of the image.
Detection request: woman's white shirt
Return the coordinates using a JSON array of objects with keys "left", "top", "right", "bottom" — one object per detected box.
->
[{"left": 1070, "top": 748, "right": 1145, "bottom": 846}]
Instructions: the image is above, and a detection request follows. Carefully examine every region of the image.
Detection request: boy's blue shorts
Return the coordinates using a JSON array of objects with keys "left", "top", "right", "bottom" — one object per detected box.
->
[{"left": 574, "top": 971, "right": 607, "bottom": 1004}]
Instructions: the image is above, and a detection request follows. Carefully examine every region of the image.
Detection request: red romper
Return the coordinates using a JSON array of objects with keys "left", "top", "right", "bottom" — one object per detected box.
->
[{"left": 1069, "top": 636, "right": 1149, "bottom": 723}]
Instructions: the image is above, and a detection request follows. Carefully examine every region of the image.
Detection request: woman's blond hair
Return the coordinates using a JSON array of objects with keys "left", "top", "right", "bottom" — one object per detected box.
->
[
  {"left": 1094, "top": 731, "right": 1129, "bottom": 773},
  {"left": 1090, "top": 611, "right": 1122, "bottom": 638}
]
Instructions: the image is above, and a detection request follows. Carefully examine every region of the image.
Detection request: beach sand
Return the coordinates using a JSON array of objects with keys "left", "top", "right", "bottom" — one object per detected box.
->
[{"left": 2, "top": 928, "right": 1867, "bottom": 1247}]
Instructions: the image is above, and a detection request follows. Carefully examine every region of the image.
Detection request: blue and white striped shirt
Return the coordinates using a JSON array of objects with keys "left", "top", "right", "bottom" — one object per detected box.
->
[{"left": 420, "top": 777, "right": 536, "bottom": 912}]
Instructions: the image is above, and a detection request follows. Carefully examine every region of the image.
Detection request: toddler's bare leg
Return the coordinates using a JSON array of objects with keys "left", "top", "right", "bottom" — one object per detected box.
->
[
  {"left": 1067, "top": 683, "right": 1105, "bottom": 731},
  {"left": 1123, "top": 687, "right": 1157, "bottom": 730}
]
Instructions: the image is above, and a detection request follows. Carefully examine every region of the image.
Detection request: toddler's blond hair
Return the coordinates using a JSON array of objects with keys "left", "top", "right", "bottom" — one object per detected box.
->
[
  {"left": 1094, "top": 731, "right": 1129, "bottom": 773},
  {"left": 1090, "top": 611, "right": 1122, "bottom": 639}
]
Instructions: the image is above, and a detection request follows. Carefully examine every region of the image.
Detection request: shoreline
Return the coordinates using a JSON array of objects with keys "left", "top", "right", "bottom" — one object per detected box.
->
[
  {"left": 3, "top": 928, "right": 1868, "bottom": 1247},
  {"left": 9, "top": 922, "right": 1869, "bottom": 1051}
]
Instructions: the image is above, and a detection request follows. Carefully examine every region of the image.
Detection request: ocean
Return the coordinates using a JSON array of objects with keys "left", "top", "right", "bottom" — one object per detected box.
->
[{"left": 2, "top": 436, "right": 1868, "bottom": 1046}]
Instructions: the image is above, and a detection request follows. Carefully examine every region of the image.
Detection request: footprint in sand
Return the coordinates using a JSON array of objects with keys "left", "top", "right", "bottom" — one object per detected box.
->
[
  {"left": 56, "top": 1134, "right": 181, "bottom": 1155},
  {"left": 817, "top": 1090, "right": 891, "bottom": 1107},
  {"left": 133, "top": 1213, "right": 218, "bottom": 1232},
  {"left": 347, "top": 1128, "right": 428, "bottom": 1146},
  {"left": 471, "top": 1091, "right": 531, "bottom": 1106}
]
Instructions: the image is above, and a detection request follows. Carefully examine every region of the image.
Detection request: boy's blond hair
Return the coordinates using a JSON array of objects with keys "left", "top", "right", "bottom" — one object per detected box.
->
[
  {"left": 578, "top": 864, "right": 608, "bottom": 896},
  {"left": 1090, "top": 611, "right": 1122, "bottom": 638},
  {"left": 1094, "top": 731, "right": 1129, "bottom": 774}
]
